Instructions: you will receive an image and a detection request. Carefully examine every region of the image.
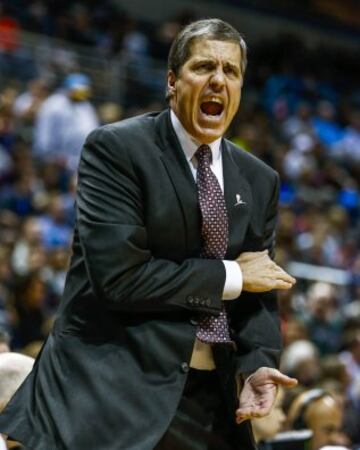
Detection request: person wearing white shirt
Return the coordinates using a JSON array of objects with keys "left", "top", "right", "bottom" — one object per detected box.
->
[{"left": 33, "top": 73, "right": 99, "bottom": 172}]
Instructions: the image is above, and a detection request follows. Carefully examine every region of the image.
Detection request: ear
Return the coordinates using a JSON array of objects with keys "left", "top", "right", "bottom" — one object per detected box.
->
[{"left": 167, "top": 70, "right": 177, "bottom": 98}]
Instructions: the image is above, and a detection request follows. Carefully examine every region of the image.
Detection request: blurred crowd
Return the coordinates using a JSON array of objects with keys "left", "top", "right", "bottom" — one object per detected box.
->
[{"left": 0, "top": 1, "right": 360, "bottom": 449}]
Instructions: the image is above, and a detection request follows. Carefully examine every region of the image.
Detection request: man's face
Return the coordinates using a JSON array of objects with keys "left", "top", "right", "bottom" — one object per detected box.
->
[
  {"left": 306, "top": 397, "right": 345, "bottom": 450},
  {"left": 68, "top": 87, "right": 90, "bottom": 102},
  {"left": 168, "top": 38, "right": 243, "bottom": 143}
]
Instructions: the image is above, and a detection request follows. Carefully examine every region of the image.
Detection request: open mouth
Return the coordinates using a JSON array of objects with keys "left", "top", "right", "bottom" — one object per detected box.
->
[{"left": 200, "top": 101, "right": 224, "bottom": 116}]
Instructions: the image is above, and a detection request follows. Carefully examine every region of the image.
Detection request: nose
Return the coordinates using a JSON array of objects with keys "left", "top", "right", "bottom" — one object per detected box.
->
[{"left": 209, "top": 68, "right": 225, "bottom": 91}]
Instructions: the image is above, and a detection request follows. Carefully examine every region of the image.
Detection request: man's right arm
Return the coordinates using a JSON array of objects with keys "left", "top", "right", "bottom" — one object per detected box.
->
[{"left": 76, "top": 127, "right": 225, "bottom": 315}]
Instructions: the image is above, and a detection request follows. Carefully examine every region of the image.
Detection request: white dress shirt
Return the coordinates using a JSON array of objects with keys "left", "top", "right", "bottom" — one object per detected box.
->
[{"left": 170, "top": 110, "right": 243, "bottom": 369}]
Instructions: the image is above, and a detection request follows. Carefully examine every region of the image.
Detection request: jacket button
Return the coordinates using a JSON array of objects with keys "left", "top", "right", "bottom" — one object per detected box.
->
[{"left": 181, "top": 362, "right": 189, "bottom": 373}]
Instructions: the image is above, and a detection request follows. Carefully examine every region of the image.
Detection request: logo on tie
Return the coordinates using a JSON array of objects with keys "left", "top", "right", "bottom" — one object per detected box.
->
[{"left": 234, "top": 194, "right": 246, "bottom": 206}]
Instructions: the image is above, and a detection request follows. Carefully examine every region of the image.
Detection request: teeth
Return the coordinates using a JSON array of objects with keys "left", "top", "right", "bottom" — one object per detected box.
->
[{"left": 203, "top": 98, "right": 223, "bottom": 104}]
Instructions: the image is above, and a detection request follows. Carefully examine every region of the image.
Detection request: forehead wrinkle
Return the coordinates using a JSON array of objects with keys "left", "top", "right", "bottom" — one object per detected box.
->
[
  {"left": 191, "top": 53, "right": 240, "bottom": 64},
  {"left": 188, "top": 40, "right": 241, "bottom": 67}
]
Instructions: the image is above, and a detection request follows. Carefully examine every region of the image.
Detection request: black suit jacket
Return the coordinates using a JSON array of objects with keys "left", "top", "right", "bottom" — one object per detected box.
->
[{"left": 0, "top": 109, "right": 281, "bottom": 450}]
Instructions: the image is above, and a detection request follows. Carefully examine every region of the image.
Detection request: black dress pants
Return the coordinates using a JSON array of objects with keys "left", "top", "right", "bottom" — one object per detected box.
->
[{"left": 154, "top": 369, "right": 239, "bottom": 450}]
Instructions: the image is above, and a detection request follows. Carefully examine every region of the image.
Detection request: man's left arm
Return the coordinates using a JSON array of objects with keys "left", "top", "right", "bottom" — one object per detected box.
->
[
  {"left": 231, "top": 172, "right": 297, "bottom": 421},
  {"left": 232, "top": 171, "right": 283, "bottom": 374}
]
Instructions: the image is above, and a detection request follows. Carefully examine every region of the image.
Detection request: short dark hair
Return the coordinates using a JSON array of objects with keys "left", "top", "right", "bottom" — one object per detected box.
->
[{"left": 167, "top": 18, "right": 247, "bottom": 99}]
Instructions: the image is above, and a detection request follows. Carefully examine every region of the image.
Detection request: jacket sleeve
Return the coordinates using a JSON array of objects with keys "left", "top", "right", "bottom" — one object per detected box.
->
[
  {"left": 76, "top": 126, "right": 225, "bottom": 314},
  {"left": 232, "top": 173, "right": 282, "bottom": 374}
]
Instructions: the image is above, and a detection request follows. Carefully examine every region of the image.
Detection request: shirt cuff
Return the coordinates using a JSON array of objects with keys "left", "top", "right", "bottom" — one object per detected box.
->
[{"left": 222, "top": 260, "right": 243, "bottom": 300}]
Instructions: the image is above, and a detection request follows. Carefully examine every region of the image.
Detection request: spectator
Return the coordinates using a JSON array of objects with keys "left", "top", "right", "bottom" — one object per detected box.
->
[
  {"left": 333, "top": 109, "right": 360, "bottom": 164},
  {"left": 12, "top": 78, "right": 50, "bottom": 142},
  {"left": 0, "top": 352, "right": 34, "bottom": 449},
  {"left": 281, "top": 102, "right": 315, "bottom": 140},
  {"left": 37, "top": 195, "right": 72, "bottom": 250},
  {"left": 281, "top": 340, "right": 321, "bottom": 387},
  {"left": 287, "top": 389, "right": 350, "bottom": 449},
  {"left": 11, "top": 216, "right": 42, "bottom": 276},
  {"left": 67, "top": 4, "right": 97, "bottom": 47},
  {"left": 283, "top": 133, "right": 317, "bottom": 180},
  {"left": 33, "top": 73, "right": 99, "bottom": 172},
  {"left": 339, "top": 328, "right": 360, "bottom": 412},
  {"left": 0, "top": 352, "right": 34, "bottom": 411},
  {"left": 281, "top": 317, "right": 309, "bottom": 347},
  {"left": 97, "top": 102, "right": 123, "bottom": 125},
  {"left": 302, "top": 282, "right": 344, "bottom": 355},
  {"left": 312, "top": 101, "right": 344, "bottom": 149},
  {"left": 320, "top": 355, "right": 351, "bottom": 394},
  {"left": 0, "top": 169, "right": 43, "bottom": 218},
  {"left": 12, "top": 272, "right": 48, "bottom": 348}
]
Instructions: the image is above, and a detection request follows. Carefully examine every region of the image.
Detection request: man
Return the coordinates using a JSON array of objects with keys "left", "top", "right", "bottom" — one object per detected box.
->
[
  {"left": 288, "top": 389, "right": 350, "bottom": 450},
  {"left": 0, "top": 19, "right": 296, "bottom": 449},
  {"left": 33, "top": 73, "right": 99, "bottom": 172}
]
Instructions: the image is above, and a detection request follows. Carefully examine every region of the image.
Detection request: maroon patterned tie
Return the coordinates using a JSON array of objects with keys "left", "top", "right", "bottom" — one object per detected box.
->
[{"left": 195, "top": 144, "right": 232, "bottom": 343}]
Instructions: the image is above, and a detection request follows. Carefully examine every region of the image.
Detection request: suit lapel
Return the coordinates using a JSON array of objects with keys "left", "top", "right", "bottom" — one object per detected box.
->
[
  {"left": 222, "top": 141, "right": 252, "bottom": 259},
  {"left": 155, "top": 110, "right": 202, "bottom": 256},
  {"left": 154, "top": 110, "right": 252, "bottom": 259}
]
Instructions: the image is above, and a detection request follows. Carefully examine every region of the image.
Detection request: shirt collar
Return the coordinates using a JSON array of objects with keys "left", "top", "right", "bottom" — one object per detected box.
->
[{"left": 170, "top": 109, "right": 222, "bottom": 163}]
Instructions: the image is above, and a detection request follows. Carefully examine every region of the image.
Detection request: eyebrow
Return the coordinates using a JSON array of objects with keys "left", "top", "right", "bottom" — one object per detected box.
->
[
  {"left": 224, "top": 61, "right": 241, "bottom": 73},
  {"left": 191, "top": 58, "right": 241, "bottom": 71}
]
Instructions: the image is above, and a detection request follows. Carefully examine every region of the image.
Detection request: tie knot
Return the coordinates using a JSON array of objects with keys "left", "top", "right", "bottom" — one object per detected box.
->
[{"left": 196, "top": 144, "right": 212, "bottom": 165}]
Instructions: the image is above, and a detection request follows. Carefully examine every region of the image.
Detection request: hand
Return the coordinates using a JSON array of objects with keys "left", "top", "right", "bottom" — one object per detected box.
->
[
  {"left": 236, "top": 250, "right": 296, "bottom": 292},
  {"left": 236, "top": 367, "right": 297, "bottom": 424}
]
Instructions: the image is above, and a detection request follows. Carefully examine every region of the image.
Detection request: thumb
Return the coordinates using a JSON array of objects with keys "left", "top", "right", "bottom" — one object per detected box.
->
[{"left": 268, "top": 369, "right": 298, "bottom": 388}]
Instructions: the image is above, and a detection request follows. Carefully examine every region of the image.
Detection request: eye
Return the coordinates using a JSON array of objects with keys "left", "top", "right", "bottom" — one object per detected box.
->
[
  {"left": 193, "top": 62, "right": 214, "bottom": 72},
  {"left": 224, "top": 65, "right": 239, "bottom": 77}
]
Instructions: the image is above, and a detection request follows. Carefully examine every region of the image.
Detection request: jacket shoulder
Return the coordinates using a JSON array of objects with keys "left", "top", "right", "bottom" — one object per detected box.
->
[
  {"left": 224, "top": 138, "right": 278, "bottom": 182},
  {"left": 86, "top": 112, "right": 157, "bottom": 144}
]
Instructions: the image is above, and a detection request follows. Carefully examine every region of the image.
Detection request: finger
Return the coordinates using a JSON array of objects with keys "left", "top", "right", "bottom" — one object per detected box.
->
[
  {"left": 236, "top": 413, "right": 252, "bottom": 424},
  {"left": 265, "top": 369, "right": 298, "bottom": 387},
  {"left": 236, "top": 413, "right": 256, "bottom": 424},
  {"left": 236, "top": 417, "right": 248, "bottom": 424},
  {"left": 272, "top": 281, "right": 293, "bottom": 290},
  {"left": 273, "top": 269, "right": 296, "bottom": 283},
  {"left": 280, "top": 271, "right": 296, "bottom": 284},
  {"left": 235, "top": 405, "right": 271, "bottom": 423},
  {"left": 272, "top": 265, "right": 296, "bottom": 283},
  {"left": 276, "top": 274, "right": 296, "bottom": 285},
  {"left": 235, "top": 408, "right": 257, "bottom": 423}
]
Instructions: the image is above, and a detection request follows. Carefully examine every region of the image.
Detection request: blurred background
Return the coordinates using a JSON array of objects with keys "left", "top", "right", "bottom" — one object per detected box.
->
[{"left": 0, "top": 0, "right": 359, "bottom": 448}]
